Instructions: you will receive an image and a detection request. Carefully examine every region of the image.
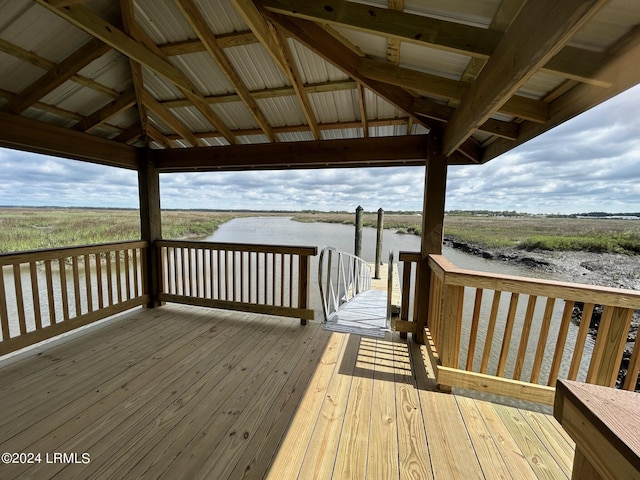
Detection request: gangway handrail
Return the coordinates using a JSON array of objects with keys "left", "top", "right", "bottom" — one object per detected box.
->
[{"left": 318, "top": 246, "right": 371, "bottom": 323}]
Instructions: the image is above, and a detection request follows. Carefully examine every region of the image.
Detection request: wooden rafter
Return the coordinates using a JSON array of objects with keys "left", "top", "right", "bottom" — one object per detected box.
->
[
  {"left": 443, "top": 0, "right": 607, "bottom": 156},
  {"left": 153, "top": 135, "right": 431, "bottom": 171},
  {"left": 2, "top": 38, "right": 110, "bottom": 114},
  {"left": 35, "top": 0, "right": 237, "bottom": 145},
  {"left": 120, "top": 0, "right": 149, "bottom": 145},
  {"left": 358, "top": 58, "right": 548, "bottom": 123},
  {"left": 0, "top": 37, "right": 118, "bottom": 98},
  {"left": 260, "top": 7, "right": 479, "bottom": 163},
  {"left": 260, "top": 0, "right": 610, "bottom": 87},
  {"left": 175, "top": 0, "right": 277, "bottom": 142},
  {"left": 357, "top": 83, "right": 368, "bottom": 138},
  {"left": 141, "top": 90, "right": 202, "bottom": 147},
  {"left": 75, "top": 90, "right": 136, "bottom": 133},
  {"left": 232, "top": 0, "right": 321, "bottom": 141}
]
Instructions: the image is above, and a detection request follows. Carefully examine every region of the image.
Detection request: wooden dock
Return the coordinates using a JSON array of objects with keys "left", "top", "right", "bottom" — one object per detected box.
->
[{"left": 0, "top": 304, "right": 574, "bottom": 479}]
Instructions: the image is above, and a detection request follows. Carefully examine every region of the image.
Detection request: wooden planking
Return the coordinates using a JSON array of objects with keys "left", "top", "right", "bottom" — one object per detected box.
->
[
  {"left": 331, "top": 337, "right": 375, "bottom": 479},
  {"left": 456, "top": 395, "right": 526, "bottom": 479},
  {"left": 265, "top": 330, "right": 346, "bottom": 479},
  {"left": 367, "top": 337, "right": 400, "bottom": 479},
  {"left": 420, "top": 390, "right": 482, "bottom": 479},
  {"left": 0, "top": 304, "right": 578, "bottom": 480},
  {"left": 494, "top": 403, "right": 571, "bottom": 479}
]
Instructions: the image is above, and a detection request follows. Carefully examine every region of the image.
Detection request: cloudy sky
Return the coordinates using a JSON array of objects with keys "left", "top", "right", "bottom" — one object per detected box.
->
[{"left": 1, "top": 84, "right": 639, "bottom": 214}]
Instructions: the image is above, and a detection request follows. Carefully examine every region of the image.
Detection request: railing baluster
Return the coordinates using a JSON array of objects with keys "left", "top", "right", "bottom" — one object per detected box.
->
[
  {"left": 124, "top": 249, "right": 131, "bottom": 300},
  {"left": 466, "top": 288, "right": 483, "bottom": 370},
  {"left": 59, "top": 258, "right": 70, "bottom": 321},
  {"left": 95, "top": 254, "right": 104, "bottom": 309},
  {"left": 115, "top": 251, "right": 123, "bottom": 304},
  {"left": 547, "top": 301, "right": 575, "bottom": 386},
  {"left": 513, "top": 295, "right": 537, "bottom": 380},
  {"left": 568, "top": 303, "right": 595, "bottom": 381},
  {"left": 588, "top": 306, "right": 633, "bottom": 387},
  {"left": 497, "top": 292, "right": 520, "bottom": 377},
  {"left": 71, "top": 256, "right": 81, "bottom": 315},
  {"left": 232, "top": 250, "right": 238, "bottom": 302},
  {"left": 84, "top": 255, "right": 93, "bottom": 312},
  {"left": 105, "top": 252, "right": 114, "bottom": 307},
  {"left": 480, "top": 290, "right": 502, "bottom": 374},
  {"left": 624, "top": 331, "right": 640, "bottom": 391},
  {"left": 13, "top": 264, "right": 27, "bottom": 335},
  {"left": 133, "top": 248, "right": 140, "bottom": 298},
  {"left": 30, "top": 261, "right": 42, "bottom": 329},
  {"left": 529, "top": 297, "right": 556, "bottom": 384},
  {"left": 0, "top": 266, "right": 10, "bottom": 339}
]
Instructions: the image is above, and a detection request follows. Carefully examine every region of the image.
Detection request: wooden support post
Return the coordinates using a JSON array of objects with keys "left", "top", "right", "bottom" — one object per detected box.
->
[
  {"left": 138, "top": 149, "right": 162, "bottom": 307},
  {"left": 374, "top": 208, "right": 384, "bottom": 279},
  {"left": 414, "top": 131, "right": 447, "bottom": 344},
  {"left": 297, "top": 255, "right": 311, "bottom": 325},
  {"left": 354, "top": 205, "right": 363, "bottom": 258}
]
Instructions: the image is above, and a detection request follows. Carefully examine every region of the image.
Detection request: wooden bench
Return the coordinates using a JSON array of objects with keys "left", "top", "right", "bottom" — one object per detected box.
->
[{"left": 554, "top": 379, "right": 640, "bottom": 480}]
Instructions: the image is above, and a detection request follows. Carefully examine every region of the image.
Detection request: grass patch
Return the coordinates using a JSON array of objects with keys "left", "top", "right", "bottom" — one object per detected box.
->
[{"left": 2, "top": 209, "right": 638, "bottom": 255}]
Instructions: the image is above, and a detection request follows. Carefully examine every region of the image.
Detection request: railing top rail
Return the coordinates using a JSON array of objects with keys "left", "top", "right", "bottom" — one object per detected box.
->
[
  {"left": 428, "top": 253, "right": 640, "bottom": 309},
  {"left": 0, "top": 240, "right": 148, "bottom": 265},
  {"left": 156, "top": 239, "right": 317, "bottom": 256},
  {"left": 398, "top": 251, "right": 422, "bottom": 262}
]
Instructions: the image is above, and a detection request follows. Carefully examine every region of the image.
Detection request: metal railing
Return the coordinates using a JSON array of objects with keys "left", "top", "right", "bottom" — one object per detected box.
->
[{"left": 318, "top": 246, "right": 371, "bottom": 322}]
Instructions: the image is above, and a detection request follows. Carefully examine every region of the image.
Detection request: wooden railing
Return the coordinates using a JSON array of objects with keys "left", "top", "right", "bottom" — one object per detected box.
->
[
  {"left": 398, "top": 252, "right": 640, "bottom": 405},
  {"left": 0, "top": 241, "right": 149, "bottom": 356},
  {"left": 156, "top": 240, "right": 317, "bottom": 323}
]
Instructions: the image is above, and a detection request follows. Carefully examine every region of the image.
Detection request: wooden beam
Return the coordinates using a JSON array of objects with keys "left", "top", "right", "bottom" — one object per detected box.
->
[
  {"left": 413, "top": 98, "right": 519, "bottom": 140},
  {"left": 141, "top": 90, "right": 201, "bottom": 147},
  {"left": 483, "top": 25, "right": 640, "bottom": 163},
  {"left": 159, "top": 79, "right": 357, "bottom": 109},
  {"left": 260, "top": 0, "right": 611, "bottom": 87},
  {"left": 158, "top": 30, "right": 259, "bottom": 56},
  {"left": 269, "top": 23, "right": 322, "bottom": 140},
  {"left": 0, "top": 112, "right": 141, "bottom": 169},
  {"left": 442, "top": 0, "right": 607, "bottom": 156},
  {"left": 35, "top": 0, "right": 237, "bottom": 144},
  {"left": 2, "top": 38, "right": 110, "bottom": 114},
  {"left": 232, "top": 0, "right": 321, "bottom": 140},
  {"left": 261, "top": 0, "right": 499, "bottom": 57},
  {"left": 261, "top": 8, "right": 481, "bottom": 163},
  {"left": 152, "top": 135, "right": 430, "bottom": 171},
  {"left": 359, "top": 58, "right": 548, "bottom": 123},
  {"left": 386, "top": 0, "right": 404, "bottom": 65},
  {"left": 357, "top": 83, "right": 369, "bottom": 138},
  {"left": 175, "top": 0, "right": 278, "bottom": 142},
  {"left": 75, "top": 89, "right": 137, "bottom": 132}
]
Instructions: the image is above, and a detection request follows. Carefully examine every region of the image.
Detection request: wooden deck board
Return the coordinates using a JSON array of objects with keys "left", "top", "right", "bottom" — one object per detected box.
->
[{"left": 0, "top": 304, "right": 574, "bottom": 480}]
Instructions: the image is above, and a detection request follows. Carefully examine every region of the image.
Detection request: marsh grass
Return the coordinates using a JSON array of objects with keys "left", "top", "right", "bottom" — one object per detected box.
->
[
  {"left": 293, "top": 212, "right": 640, "bottom": 254},
  {"left": 1, "top": 209, "right": 638, "bottom": 255},
  {"left": 0, "top": 208, "right": 252, "bottom": 253}
]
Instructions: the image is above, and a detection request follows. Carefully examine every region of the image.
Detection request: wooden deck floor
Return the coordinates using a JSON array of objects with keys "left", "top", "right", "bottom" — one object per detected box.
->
[{"left": 0, "top": 304, "right": 575, "bottom": 479}]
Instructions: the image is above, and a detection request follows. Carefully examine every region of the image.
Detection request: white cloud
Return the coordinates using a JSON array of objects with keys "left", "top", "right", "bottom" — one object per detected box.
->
[{"left": 1, "top": 85, "right": 639, "bottom": 213}]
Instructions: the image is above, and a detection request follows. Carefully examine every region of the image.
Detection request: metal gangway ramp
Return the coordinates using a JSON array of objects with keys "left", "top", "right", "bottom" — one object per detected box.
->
[{"left": 318, "top": 247, "right": 399, "bottom": 337}]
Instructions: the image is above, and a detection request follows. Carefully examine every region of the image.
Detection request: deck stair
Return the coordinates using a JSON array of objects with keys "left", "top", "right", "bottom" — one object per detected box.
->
[{"left": 318, "top": 247, "right": 399, "bottom": 337}]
